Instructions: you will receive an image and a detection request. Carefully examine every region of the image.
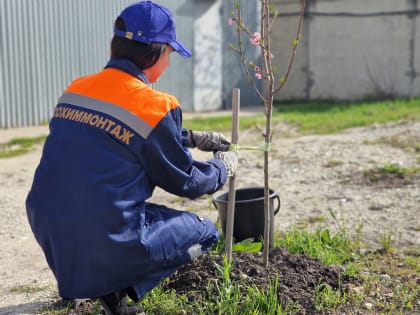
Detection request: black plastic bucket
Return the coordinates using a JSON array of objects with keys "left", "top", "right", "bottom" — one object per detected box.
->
[{"left": 212, "top": 187, "right": 280, "bottom": 248}]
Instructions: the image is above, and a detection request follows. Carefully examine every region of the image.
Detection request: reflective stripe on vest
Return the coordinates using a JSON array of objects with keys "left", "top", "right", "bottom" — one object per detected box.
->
[
  {"left": 64, "top": 68, "right": 180, "bottom": 129},
  {"left": 58, "top": 92, "right": 152, "bottom": 139}
]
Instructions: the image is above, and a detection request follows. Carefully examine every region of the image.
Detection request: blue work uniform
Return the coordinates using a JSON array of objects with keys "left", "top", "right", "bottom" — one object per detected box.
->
[{"left": 26, "top": 59, "right": 225, "bottom": 300}]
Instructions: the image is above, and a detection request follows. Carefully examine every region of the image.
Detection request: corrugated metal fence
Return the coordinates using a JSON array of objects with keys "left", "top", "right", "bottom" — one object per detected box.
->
[{"left": 0, "top": 0, "right": 194, "bottom": 128}]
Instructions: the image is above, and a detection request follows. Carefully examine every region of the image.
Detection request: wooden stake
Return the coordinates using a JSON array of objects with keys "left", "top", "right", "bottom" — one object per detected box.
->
[{"left": 225, "top": 88, "right": 240, "bottom": 261}]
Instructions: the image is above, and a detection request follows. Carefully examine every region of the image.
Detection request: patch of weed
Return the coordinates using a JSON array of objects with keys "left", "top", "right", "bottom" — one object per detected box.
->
[
  {"left": 363, "top": 163, "right": 420, "bottom": 182},
  {"left": 11, "top": 284, "right": 48, "bottom": 294},
  {"left": 324, "top": 160, "right": 343, "bottom": 168},
  {"left": 0, "top": 136, "right": 46, "bottom": 158}
]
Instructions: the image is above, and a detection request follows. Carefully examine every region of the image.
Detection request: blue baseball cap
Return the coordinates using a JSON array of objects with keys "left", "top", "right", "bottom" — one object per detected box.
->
[{"left": 114, "top": 1, "right": 191, "bottom": 58}]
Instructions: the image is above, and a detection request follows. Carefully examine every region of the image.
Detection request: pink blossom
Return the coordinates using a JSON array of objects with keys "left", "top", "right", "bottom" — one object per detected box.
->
[
  {"left": 269, "top": 53, "right": 273, "bottom": 59},
  {"left": 255, "top": 72, "right": 262, "bottom": 80},
  {"left": 254, "top": 66, "right": 260, "bottom": 72},
  {"left": 250, "top": 32, "right": 261, "bottom": 45},
  {"left": 228, "top": 18, "right": 234, "bottom": 26}
]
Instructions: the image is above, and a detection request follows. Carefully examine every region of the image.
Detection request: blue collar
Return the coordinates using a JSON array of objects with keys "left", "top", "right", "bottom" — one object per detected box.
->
[{"left": 105, "top": 59, "right": 150, "bottom": 84}]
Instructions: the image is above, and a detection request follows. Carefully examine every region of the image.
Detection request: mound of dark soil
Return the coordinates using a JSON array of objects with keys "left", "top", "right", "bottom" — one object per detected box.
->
[{"left": 164, "top": 247, "right": 361, "bottom": 314}]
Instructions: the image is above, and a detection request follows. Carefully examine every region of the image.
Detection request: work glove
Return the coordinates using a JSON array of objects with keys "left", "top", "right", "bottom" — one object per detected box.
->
[
  {"left": 214, "top": 151, "right": 238, "bottom": 177},
  {"left": 190, "top": 130, "right": 230, "bottom": 152}
]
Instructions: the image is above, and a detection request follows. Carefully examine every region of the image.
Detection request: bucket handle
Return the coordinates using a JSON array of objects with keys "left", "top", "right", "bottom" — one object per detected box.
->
[
  {"left": 272, "top": 193, "right": 281, "bottom": 215},
  {"left": 212, "top": 192, "right": 280, "bottom": 215}
]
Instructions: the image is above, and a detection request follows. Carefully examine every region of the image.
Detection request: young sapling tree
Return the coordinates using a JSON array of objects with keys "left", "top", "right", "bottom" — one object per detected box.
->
[{"left": 228, "top": 0, "right": 306, "bottom": 266}]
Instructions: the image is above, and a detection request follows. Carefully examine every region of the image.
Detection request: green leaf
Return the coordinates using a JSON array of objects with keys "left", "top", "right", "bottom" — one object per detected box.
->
[{"left": 232, "top": 239, "right": 262, "bottom": 253}]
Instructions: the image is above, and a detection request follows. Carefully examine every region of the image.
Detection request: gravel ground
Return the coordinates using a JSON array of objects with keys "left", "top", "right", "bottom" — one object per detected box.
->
[{"left": 0, "top": 121, "right": 419, "bottom": 315}]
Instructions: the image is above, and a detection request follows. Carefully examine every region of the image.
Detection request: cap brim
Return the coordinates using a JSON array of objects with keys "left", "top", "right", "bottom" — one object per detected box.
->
[{"left": 169, "top": 40, "right": 191, "bottom": 58}]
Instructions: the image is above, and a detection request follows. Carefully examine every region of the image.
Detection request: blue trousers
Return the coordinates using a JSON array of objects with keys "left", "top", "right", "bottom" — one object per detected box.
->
[{"left": 130, "top": 202, "right": 219, "bottom": 299}]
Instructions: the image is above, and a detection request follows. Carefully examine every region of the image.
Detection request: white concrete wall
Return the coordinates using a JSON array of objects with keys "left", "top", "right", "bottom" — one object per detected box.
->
[{"left": 270, "top": 0, "right": 420, "bottom": 101}]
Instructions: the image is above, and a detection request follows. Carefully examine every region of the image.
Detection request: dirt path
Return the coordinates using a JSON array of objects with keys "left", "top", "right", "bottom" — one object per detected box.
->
[{"left": 0, "top": 121, "right": 419, "bottom": 314}]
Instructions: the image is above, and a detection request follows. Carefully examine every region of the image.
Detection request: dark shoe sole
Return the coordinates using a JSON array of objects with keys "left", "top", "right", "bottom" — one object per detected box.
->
[{"left": 98, "top": 297, "right": 145, "bottom": 315}]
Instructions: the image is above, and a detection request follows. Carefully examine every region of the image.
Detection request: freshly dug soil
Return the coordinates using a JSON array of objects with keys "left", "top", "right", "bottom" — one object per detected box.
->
[{"left": 164, "top": 248, "right": 361, "bottom": 314}]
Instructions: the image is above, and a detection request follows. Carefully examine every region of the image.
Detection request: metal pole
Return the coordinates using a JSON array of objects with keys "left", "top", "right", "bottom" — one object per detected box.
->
[{"left": 225, "top": 88, "right": 240, "bottom": 261}]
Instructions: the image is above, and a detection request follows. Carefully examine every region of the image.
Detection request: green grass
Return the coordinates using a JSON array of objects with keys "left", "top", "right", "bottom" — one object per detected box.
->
[
  {"left": 35, "top": 227, "right": 419, "bottom": 315},
  {"left": 363, "top": 163, "right": 420, "bottom": 182},
  {"left": 0, "top": 135, "right": 46, "bottom": 158},
  {"left": 315, "top": 281, "right": 346, "bottom": 312},
  {"left": 274, "top": 98, "right": 420, "bottom": 134},
  {"left": 11, "top": 284, "right": 48, "bottom": 294},
  {"left": 276, "top": 228, "right": 354, "bottom": 265},
  {"left": 183, "top": 98, "right": 420, "bottom": 134},
  {"left": 138, "top": 229, "right": 419, "bottom": 315}
]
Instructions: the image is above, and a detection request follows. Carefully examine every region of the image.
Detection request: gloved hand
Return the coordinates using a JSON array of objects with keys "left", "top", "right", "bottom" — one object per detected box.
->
[
  {"left": 190, "top": 130, "right": 230, "bottom": 152},
  {"left": 214, "top": 151, "right": 238, "bottom": 177}
]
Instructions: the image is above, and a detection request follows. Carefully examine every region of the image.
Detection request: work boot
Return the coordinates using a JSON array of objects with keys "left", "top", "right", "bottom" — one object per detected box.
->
[
  {"left": 60, "top": 298, "right": 92, "bottom": 311},
  {"left": 99, "top": 291, "right": 144, "bottom": 315}
]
